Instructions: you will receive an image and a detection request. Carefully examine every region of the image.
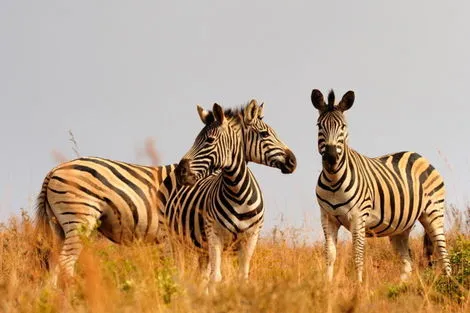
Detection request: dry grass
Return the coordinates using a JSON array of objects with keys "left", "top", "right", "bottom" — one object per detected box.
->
[{"left": 0, "top": 209, "right": 469, "bottom": 313}]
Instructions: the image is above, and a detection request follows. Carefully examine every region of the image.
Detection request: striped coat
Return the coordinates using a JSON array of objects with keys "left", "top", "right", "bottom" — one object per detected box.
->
[
  {"left": 158, "top": 101, "right": 296, "bottom": 282},
  {"left": 311, "top": 89, "right": 451, "bottom": 282}
]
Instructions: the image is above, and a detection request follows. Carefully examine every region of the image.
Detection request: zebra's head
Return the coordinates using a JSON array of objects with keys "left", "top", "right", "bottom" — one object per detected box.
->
[
  {"left": 311, "top": 89, "right": 355, "bottom": 172},
  {"left": 240, "top": 100, "right": 297, "bottom": 174},
  {"left": 176, "top": 100, "right": 297, "bottom": 186},
  {"left": 176, "top": 102, "right": 236, "bottom": 186}
]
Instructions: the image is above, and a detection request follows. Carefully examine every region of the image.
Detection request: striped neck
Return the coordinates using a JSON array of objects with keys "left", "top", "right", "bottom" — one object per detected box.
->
[
  {"left": 222, "top": 146, "right": 249, "bottom": 193},
  {"left": 221, "top": 118, "right": 248, "bottom": 193}
]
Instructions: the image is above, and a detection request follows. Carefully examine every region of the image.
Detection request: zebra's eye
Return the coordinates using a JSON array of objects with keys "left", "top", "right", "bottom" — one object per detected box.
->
[
  {"left": 206, "top": 137, "right": 216, "bottom": 144},
  {"left": 260, "top": 131, "right": 270, "bottom": 138}
]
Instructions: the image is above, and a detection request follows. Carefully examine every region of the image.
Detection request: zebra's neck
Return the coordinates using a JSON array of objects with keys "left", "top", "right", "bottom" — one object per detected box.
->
[
  {"left": 219, "top": 119, "right": 260, "bottom": 209},
  {"left": 219, "top": 152, "right": 262, "bottom": 223},
  {"left": 221, "top": 119, "right": 250, "bottom": 194},
  {"left": 221, "top": 149, "right": 250, "bottom": 193}
]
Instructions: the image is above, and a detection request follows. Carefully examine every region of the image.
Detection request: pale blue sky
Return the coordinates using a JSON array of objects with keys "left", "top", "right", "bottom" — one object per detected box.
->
[{"left": 1, "top": 1, "right": 469, "bottom": 240}]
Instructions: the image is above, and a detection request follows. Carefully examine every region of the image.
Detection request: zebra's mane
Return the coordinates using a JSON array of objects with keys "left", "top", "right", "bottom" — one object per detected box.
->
[
  {"left": 204, "top": 102, "right": 253, "bottom": 124},
  {"left": 223, "top": 105, "right": 247, "bottom": 118}
]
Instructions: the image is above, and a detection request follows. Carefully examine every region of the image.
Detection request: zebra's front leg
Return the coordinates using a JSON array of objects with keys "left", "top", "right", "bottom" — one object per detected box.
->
[
  {"left": 198, "top": 254, "right": 210, "bottom": 282},
  {"left": 207, "top": 232, "right": 223, "bottom": 283},
  {"left": 389, "top": 229, "right": 412, "bottom": 281},
  {"left": 238, "top": 227, "right": 261, "bottom": 281},
  {"left": 351, "top": 215, "right": 366, "bottom": 283},
  {"left": 321, "top": 209, "right": 340, "bottom": 282}
]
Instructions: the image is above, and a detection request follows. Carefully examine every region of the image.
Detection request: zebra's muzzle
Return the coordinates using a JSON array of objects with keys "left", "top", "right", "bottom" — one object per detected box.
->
[
  {"left": 279, "top": 149, "right": 297, "bottom": 174},
  {"left": 322, "top": 144, "right": 338, "bottom": 166},
  {"left": 176, "top": 158, "right": 198, "bottom": 187}
]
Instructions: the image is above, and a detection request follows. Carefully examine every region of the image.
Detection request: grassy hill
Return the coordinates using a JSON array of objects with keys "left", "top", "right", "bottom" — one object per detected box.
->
[{"left": 0, "top": 209, "right": 468, "bottom": 313}]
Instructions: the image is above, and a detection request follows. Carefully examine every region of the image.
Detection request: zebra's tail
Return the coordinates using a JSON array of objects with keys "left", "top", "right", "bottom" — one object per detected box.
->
[
  {"left": 423, "top": 232, "right": 434, "bottom": 267},
  {"left": 34, "top": 171, "right": 57, "bottom": 271}
]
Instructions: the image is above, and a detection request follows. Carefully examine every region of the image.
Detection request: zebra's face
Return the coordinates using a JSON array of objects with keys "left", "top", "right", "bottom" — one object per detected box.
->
[
  {"left": 176, "top": 103, "right": 235, "bottom": 186},
  {"left": 243, "top": 100, "right": 297, "bottom": 174},
  {"left": 311, "top": 89, "right": 355, "bottom": 172}
]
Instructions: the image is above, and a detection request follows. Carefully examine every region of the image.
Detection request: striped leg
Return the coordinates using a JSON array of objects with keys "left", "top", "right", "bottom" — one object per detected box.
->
[
  {"left": 419, "top": 210, "right": 451, "bottom": 276},
  {"left": 207, "top": 231, "right": 223, "bottom": 283},
  {"left": 48, "top": 219, "right": 65, "bottom": 287},
  {"left": 389, "top": 229, "right": 412, "bottom": 281},
  {"left": 352, "top": 215, "right": 366, "bottom": 283},
  {"left": 321, "top": 210, "right": 340, "bottom": 282},
  {"left": 58, "top": 216, "right": 99, "bottom": 279},
  {"left": 198, "top": 254, "right": 210, "bottom": 282},
  {"left": 238, "top": 228, "right": 260, "bottom": 280},
  {"left": 423, "top": 232, "right": 434, "bottom": 267}
]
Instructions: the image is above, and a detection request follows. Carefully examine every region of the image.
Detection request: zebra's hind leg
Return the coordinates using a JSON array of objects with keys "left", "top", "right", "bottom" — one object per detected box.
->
[
  {"left": 47, "top": 218, "right": 65, "bottom": 287},
  {"left": 57, "top": 216, "right": 99, "bottom": 281},
  {"left": 419, "top": 210, "right": 451, "bottom": 276},
  {"left": 423, "top": 232, "right": 434, "bottom": 267},
  {"left": 237, "top": 227, "right": 261, "bottom": 281},
  {"left": 389, "top": 229, "right": 412, "bottom": 281}
]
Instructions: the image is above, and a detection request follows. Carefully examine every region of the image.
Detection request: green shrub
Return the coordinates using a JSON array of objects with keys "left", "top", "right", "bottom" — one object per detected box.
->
[{"left": 433, "top": 236, "right": 470, "bottom": 302}]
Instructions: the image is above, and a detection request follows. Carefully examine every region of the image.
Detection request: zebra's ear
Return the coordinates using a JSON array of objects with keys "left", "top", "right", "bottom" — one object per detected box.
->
[
  {"left": 258, "top": 102, "right": 264, "bottom": 120},
  {"left": 197, "top": 105, "right": 213, "bottom": 125},
  {"left": 311, "top": 89, "right": 327, "bottom": 112},
  {"left": 337, "top": 90, "right": 355, "bottom": 112},
  {"left": 244, "top": 99, "right": 259, "bottom": 124},
  {"left": 212, "top": 103, "right": 226, "bottom": 125}
]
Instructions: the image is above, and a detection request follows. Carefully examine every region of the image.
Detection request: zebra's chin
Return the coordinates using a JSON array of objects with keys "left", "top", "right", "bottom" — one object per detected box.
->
[
  {"left": 322, "top": 161, "right": 337, "bottom": 173},
  {"left": 279, "top": 162, "right": 295, "bottom": 174}
]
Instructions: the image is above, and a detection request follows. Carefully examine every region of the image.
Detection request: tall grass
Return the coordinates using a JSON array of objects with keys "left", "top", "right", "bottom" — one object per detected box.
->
[{"left": 0, "top": 208, "right": 468, "bottom": 313}]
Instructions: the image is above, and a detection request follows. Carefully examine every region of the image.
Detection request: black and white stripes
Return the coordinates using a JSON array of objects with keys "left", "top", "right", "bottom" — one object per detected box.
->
[
  {"left": 35, "top": 157, "right": 177, "bottom": 281},
  {"left": 311, "top": 89, "right": 451, "bottom": 282},
  {"left": 158, "top": 101, "right": 296, "bottom": 282}
]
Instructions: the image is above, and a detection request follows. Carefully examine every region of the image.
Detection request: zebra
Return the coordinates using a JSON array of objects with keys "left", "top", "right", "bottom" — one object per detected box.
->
[
  {"left": 157, "top": 100, "right": 297, "bottom": 283},
  {"left": 310, "top": 89, "right": 451, "bottom": 282},
  {"left": 34, "top": 138, "right": 219, "bottom": 281}
]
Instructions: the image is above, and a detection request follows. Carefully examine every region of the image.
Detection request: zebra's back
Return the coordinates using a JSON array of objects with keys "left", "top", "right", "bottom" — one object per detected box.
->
[{"left": 44, "top": 156, "right": 176, "bottom": 243}]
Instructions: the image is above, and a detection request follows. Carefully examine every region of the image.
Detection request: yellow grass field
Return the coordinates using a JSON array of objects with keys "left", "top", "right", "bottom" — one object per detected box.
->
[{"left": 0, "top": 209, "right": 468, "bottom": 313}]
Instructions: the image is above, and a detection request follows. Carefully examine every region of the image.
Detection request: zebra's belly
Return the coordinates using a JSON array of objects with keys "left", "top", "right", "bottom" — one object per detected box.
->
[
  {"left": 319, "top": 201, "right": 355, "bottom": 217},
  {"left": 366, "top": 203, "right": 422, "bottom": 237},
  {"left": 330, "top": 208, "right": 416, "bottom": 238},
  {"left": 169, "top": 208, "right": 264, "bottom": 253},
  {"left": 98, "top": 207, "right": 161, "bottom": 244},
  {"left": 206, "top": 218, "right": 263, "bottom": 252}
]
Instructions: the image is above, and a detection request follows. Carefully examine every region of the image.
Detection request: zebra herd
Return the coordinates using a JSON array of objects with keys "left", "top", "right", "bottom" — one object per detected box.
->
[{"left": 34, "top": 90, "right": 451, "bottom": 286}]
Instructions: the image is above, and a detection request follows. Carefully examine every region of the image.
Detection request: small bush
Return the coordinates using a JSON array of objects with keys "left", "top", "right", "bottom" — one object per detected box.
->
[{"left": 432, "top": 236, "right": 470, "bottom": 302}]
